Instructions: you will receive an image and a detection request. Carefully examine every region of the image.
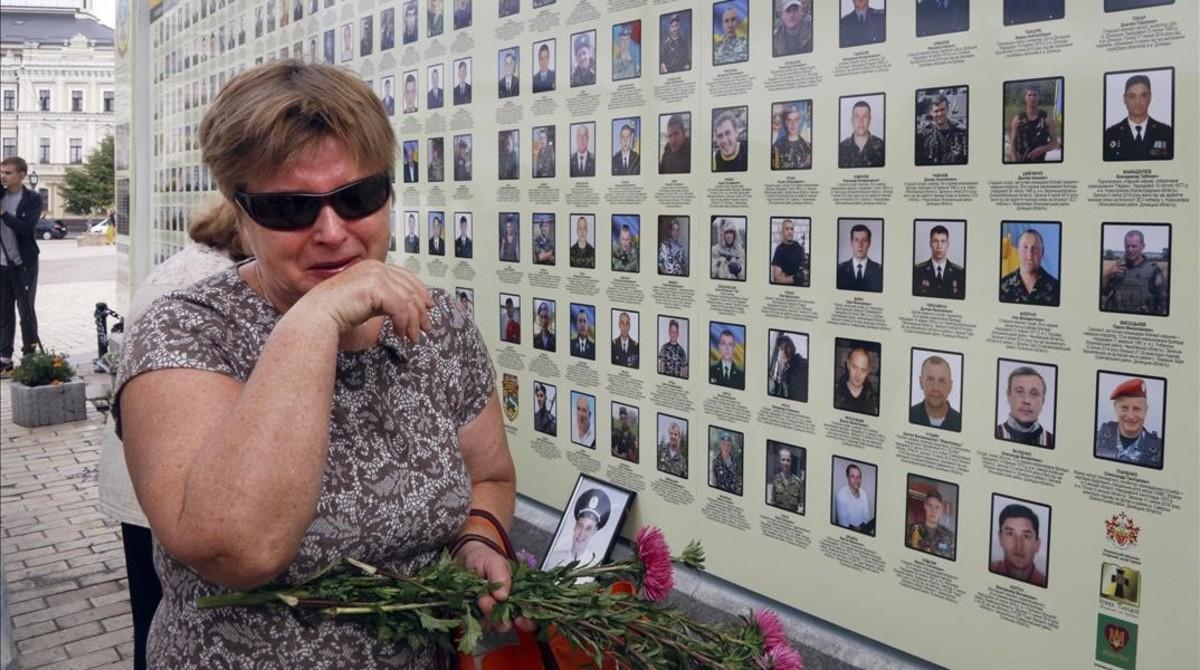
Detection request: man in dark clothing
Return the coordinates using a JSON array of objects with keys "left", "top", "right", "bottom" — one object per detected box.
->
[{"left": 1, "top": 156, "right": 43, "bottom": 374}]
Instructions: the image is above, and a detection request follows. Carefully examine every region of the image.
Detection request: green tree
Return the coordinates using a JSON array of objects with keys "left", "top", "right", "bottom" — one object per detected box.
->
[{"left": 60, "top": 134, "right": 114, "bottom": 215}]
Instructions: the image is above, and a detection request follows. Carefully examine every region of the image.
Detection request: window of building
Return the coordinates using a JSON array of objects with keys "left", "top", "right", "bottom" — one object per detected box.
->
[
  {"left": 39, "top": 138, "right": 50, "bottom": 164},
  {"left": 71, "top": 90, "right": 84, "bottom": 112},
  {"left": 38, "top": 188, "right": 50, "bottom": 211},
  {"left": 2, "top": 137, "right": 15, "bottom": 159},
  {"left": 38, "top": 89, "right": 50, "bottom": 111},
  {"left": 2, "top": 90, "right": 13, "bottom": 112},
  {"left": 103, "top": 91, "right": 114, "bottom": 113},
  {"left": 69, "top": 138, "right": 83, "bottom": 164}
]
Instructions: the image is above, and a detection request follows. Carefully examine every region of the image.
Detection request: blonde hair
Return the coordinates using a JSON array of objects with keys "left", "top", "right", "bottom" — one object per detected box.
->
[
  {"left": 198, "top": 60, "right": 395, "bottom": 199},
  {"left": 188, "top": 198, "right": 249, "bottom": 260}
]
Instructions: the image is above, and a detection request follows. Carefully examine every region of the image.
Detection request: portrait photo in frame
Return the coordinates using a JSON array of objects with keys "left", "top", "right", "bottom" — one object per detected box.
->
[{"left": 542, "top": 474, "right": 637, "bottom": 572}]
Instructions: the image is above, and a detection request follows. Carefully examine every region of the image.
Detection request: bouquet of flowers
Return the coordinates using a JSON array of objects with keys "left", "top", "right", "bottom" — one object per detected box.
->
[{"left": 198, "top": 527, "right": 802, "bottom": 669}]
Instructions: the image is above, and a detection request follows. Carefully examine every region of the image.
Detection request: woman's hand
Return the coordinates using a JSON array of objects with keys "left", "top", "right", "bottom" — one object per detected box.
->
[
  {"left": 455, "top": 542, "right": 536, "bottom": 634},
  {"left": 299, "top": 259, "right": 434, "bottom": 342}
]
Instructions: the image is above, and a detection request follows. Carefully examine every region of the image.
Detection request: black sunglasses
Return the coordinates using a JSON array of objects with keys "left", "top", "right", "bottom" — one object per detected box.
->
[{"left": 234, "top": 173, "right": 393, "bottom": 231}]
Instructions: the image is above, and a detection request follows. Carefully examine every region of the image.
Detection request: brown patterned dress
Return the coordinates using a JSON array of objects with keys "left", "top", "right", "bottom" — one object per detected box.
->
[{"left": 114, "top": 268, "right": 495, "bottom": 669}]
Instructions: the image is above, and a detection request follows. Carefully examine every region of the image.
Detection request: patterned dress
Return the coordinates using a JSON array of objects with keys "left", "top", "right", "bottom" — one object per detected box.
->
[{"left": 114, "top": 268, "right": 495, "bottom": 669}]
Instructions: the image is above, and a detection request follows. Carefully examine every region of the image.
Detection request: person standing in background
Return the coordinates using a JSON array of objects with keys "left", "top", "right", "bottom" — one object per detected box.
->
[{"left": 0, "top": 156, "right": 43, "bottom": 375}]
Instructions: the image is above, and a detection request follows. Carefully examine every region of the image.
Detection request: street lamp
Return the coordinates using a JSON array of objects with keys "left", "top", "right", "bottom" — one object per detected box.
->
[{"left": 29, "top": 170, "right": 39, "bottom": 188}]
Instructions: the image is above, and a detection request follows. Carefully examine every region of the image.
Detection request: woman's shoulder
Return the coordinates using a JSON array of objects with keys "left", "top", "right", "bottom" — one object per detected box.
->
[{"left": 138, "top": 265, "right": 265, "bottom": 335}]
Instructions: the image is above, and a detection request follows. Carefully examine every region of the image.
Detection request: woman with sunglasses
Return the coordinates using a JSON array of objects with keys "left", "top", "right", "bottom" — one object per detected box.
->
[{"left": 113, "top": 61, "right": 523, "bottom": 668}]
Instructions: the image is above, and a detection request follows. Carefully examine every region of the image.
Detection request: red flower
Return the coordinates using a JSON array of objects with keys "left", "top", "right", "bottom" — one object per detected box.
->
[
  {"left": 763, "top": 645, "right": 804, "bottom": 670},
  {"left": 634, "top": 526, "right": 673, "bottom": 602},
  {"left": 754, "top": 609, "right": 788, "bottom": 653}
]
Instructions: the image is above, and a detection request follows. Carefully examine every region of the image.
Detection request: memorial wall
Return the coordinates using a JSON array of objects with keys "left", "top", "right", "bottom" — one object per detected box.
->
[{"left": 123, "top": 1, "right": 1197, "bottom": 668}]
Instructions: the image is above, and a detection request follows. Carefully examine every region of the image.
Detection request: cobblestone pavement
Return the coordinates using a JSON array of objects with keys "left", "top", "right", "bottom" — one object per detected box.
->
[{"left": 2, "top": 240, "right": 130, "bottom": 669}]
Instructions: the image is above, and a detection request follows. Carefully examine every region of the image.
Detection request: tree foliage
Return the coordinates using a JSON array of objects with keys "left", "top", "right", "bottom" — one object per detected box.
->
[{"left": 60, "top": 135, "right": 114, "bottom": 215}]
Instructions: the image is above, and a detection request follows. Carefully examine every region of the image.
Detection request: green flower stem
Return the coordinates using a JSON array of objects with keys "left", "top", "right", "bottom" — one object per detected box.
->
[{"left": 324, "top": 600, "right": 450, "bottom": 615}]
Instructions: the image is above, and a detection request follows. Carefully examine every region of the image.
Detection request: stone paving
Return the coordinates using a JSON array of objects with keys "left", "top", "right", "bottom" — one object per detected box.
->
[{"left": 2, "top": 240, "right": 131, "bottom": 669}]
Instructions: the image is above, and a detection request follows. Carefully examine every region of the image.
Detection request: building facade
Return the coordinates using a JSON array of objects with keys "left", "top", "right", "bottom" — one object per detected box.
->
[{"left": 0, "top": 0, "right": 113, "bottom": 220}]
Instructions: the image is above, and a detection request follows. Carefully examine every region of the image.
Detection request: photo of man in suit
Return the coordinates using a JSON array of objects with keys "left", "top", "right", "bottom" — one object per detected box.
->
[
  {"left": 571, "top": 305, "right": 597, "bottom": 360},
  {"left": 533, "top": 300, "right": 556, "bottom": 352},
  {"left": 379, "top": 76, "right": 395, "bottom": 116},
  {"left": 708, "top": 325, "right": 746, "bottom": 390},
  {"left": 427, "top": 213, "right": 445, "bottom": 256},
  {"left": 840, "top": 0, "right": 886, "bottom": 47},
  {"left": 611, "top": 310, "right": 639, "bottom": 368},
  {"left": 837, "top": 222, "right": 884, "bottom": 292},
  {"left": 402, "top": 142, "right": 419, "bottom": 183},
  {"left": 611, "top": 120, "right": 641, "bottom": 176},
  {"left": 453, "top": 59, "right": 472, "bottom": 104},
  {"left": 570, "top": 123, "right": 596, "bottom": 177},
  {"left": 427, "top": 65, "right": 444, "bottom": 109},
  {"left": 532, "top": 40, "right": 556, "bottom": 93},
  {"left": 403, "top": 212, "right": 420, "bottom": 253},
  {"left": 498, "top": 49, "right": 520, "bottom": 98}
]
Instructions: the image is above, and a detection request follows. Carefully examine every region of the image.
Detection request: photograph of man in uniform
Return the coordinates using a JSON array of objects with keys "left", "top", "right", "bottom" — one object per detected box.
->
[
  {"left": 359, "top": 15, "right": 373, "bottom": 57},
  {"left": 532, "top": 213, "right": 555, "bottom": 265},
  {"left": 498, "top": 212, "right": 520, "bottom": 262},
  {"left": 656, "top": 414, "right": 689, "bottom": 478},
  {"left": 710, "top": 216, "right": 747, "bottom": 281},
  {"left": 989, "top": 496, "right": 1050, "bottom": 587},
  {"left": 768, "top": 330, "right": 809, "bottom": 402},
  {"left": 533, "top": 381, "right": 557, "bottom": 436},
  {"left": 611, "top": 118, "right": 641, "bottom": 176},
  {"left": 708, "top": 428, "right": 744, "bottom": 496},
  {"left": 453, "top": 135, "right": 472, "bottom": 181},
  {"left": 712, "top": 107, "right": 749, "bottom": 172},
  {"left": 839, "top": 95, "right": 885, "bottom": 168},
  {"left": 611, "top": 310, "right": 640, "bottom": 369},
  {"left": 454, "top": 213, "right": 473, "bottom": 258},
  {"left": 427, "top": 64, "right": 444, "bottom": 109},
  {"left": 611, "top": 216, "right": 640, "bottom": 273},
  {"left": 770, "top": 217, "right": 811, "bottom": 287},
  {"left": 916, "top": 0, "right": 968, "bottom": 37},
  {"left": 713, "top": 1, "right": 749, "bottom": 66},
  {"left": 402, "top": 72, "right": 419, "bottom": 114},
  {"left": 427, "top": 212, "right": 445, "bottom": 256},
  {"left": 999, "top": 223, "right": 1060, "bottom": 306},
  {"left": 905, "top": 476, "right": 957, "bottom": 560},
  {"left": 657, "top": 316, "right": 689, "bottom": 379},
  {"left": 659, "top": 113, "right": 692, "bottom": 174},
  {"left": 452, "top": 58, "right": 472, "bottom": 105},
  {"left": 402, "top": 141, "right": 419, "bottom": 183},
  {"left": 340, "top": 22, "right": 353, "bottom": 62},
  {"left": 323, "top": 29, "right": 335, "bottom": 64},
  {"left": 915, "top": 87, "right": 968, "bottom": 165},
  {"left": 531, "top": 126, "right": 556, "bottom": 179},
  {"left": 1003, "top": 0, "right": 1064, "bottom": 25},
  {"left": 403, "top": 212, "right": 420, "bottom": 253},
  {"left": 1100, "top": 224, "right": 1169, "bottom": 316},
  {"left": 771, "top": 101, "right": 813, "bottom": 170},
  {"left": 544, "top": 486, "right": 612, "bottom": 568},
  {"left": 428, "top": 0, "right": 445, "bottom": 36},
  {"left": 570, "top": 123, "right": 597, "bottom": 177},
  {"left": 1004, "top": 78, "right": 1062, "bottom": 163},
  {"left": 836, "top": 220, "right": 884, "bottom": 292},
  {"left": 570, "top": 304, "right": 597, "bottom": 361},
  {"left": 612, "top": 21, "right": 641, "bottom": 81},
  {"left": 570, "top": 215, "right": 596, "bottom": 268},
  {"left": 499, "top": 0, "right": 518, "bottom": 18},
  {"left": 840, "top": 0, "right": 886, "bottom": 48},
  {"left": 428, "top": 138, "right": 445, "bottom": 182},
  {"left": 834, "top": 339, "right": 880, "bottom": 416},
  {"left": 1094, "top": 374, "right": 1166, "bottom": 470},
  {"left": 532, "top": 39, "right": 556, "bottom": 93},
  {"left": 995, "top": 360, "right": 1056, "bottom": 448},
  {"left": 659, "top": 11, "right": 692, "bottom": 74},
  {"left": 532, "top": 299, "right": 556, "bottom": 352},
  {"left": 499, "top": 294, "right": 520, "bottom": 345},
  {"left": 832, "top": 458, "right": 876, "bottom": 535},
  {"left": 909, "top": 350, "right": 963, "bottom": 432},
  {"left": 401, "top": 1, "right": 417, "bottom": 44},
  {"left": 1103, "top": 69, "right": 1174, "bottom": 161},
  {"left": 611, "top": 403, "right": 639, "bottom": 463},
  {"left": 657, "top": 216, "right": 689, "bottom": 277},
  {"left": 570, "top": 31, "right": 597, "bottom": 87},
  {"left": 453, "top": 0, "right": 472, "bottom": 30},
  {"left": 498, "top": 130, "right": 520, "bottom": 180},
  {"left": 767, "top": 442, "right": 806, "bottom": 514},
  {"left": 773, "top": 0, "right": 813, "bottom": 57},
  {"left": 912, "top": 221, "right": 965, "bottom": 299},
  {"left": 569, "top": 391, "right": 596, "bottom": 448},
  {"left": 708, "top": 322, "right": 746, "bottom": 390},
  {"left": 498, "top": 48, "right": 520, "bottom": 98},
  {"left": 379, "top": 76, "right": 396, "bottom": 117}
]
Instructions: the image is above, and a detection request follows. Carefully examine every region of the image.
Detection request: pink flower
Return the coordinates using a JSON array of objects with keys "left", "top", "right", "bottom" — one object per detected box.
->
[
  {"left": 634, "top": 526, "right": 673, "bottom": 602},
  {"left": 515, "top": 549, "right": 538, "bottom": 569},
  {"left": 754, "top": 609, "right": 788, "bottom": 654},
  {"left": 763, "top": 645, "right": 804, "bottom": 670}
]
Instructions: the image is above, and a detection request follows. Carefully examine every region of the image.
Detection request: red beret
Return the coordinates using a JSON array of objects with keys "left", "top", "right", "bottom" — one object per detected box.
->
[{"left": 1110, "top": 378, "right": 1147, "bottom": 400}]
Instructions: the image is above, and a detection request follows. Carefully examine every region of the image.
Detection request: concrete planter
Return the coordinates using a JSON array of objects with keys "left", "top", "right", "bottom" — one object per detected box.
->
[{"left": 9, "top": 379, "right": 88, "bottom": 427}]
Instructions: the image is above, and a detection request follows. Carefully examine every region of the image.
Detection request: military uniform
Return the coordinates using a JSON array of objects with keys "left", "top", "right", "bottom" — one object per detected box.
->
[
  {"left": 1102, "top": 258, "right": 1167, "bottom": 315},
  {"left": 657, "top": 342, "right": 687, "bottom": 378},
  {"left": 613, "top": 428, "right": 637, "bottom": 460},
  {"left": 1103, "top": 117, "right": 1173, "bottom": 161},
  {"left": 913, "top": 260, "right": 966, "bottom": 299},
  {"left": 657, "top": 240, "right": 687, "bottom": 276},
  {"left": 713, "top": 35, "right": 748, "bottom": 65},
  {"left": 998, "top": 269, "right": 1059, "bottom": 306},
  {"left": 711, "top": 456, "right": 741, "bottom": 495},
  {"left": 611, "top": 243, "right": 639, "bottom": 272},
  {"left": 915, "top": 122, "right": 968, "bottom": 166},
  {"left": 1095, "top": 424, "right": 1163, "bottom": 468},
  {"left": 772, "top": 21, "right": 813, "bottom": 57},
  {"left": 907, "top": 523, "right": 956, "bottom": 559},
  {"left": 772, "top": 136, "right": 812, "bottom": 170},
  {"left": 770, "top": 473, "right": 805, "bottom": 513},
  {"left": 570, "top": 242, "right": 595, "bottom": 268},
  {"left": 660, "top": 34, "right": 690, "bottom": 73},
  {"left": 838, "top": 134, "right": 885, "bottom": 168},
  {"left": 533, "top": 234, "right": 555, "bottom": 265},
  {"left": 658, "top": 444, "right": 687, "bottom": 478}
]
